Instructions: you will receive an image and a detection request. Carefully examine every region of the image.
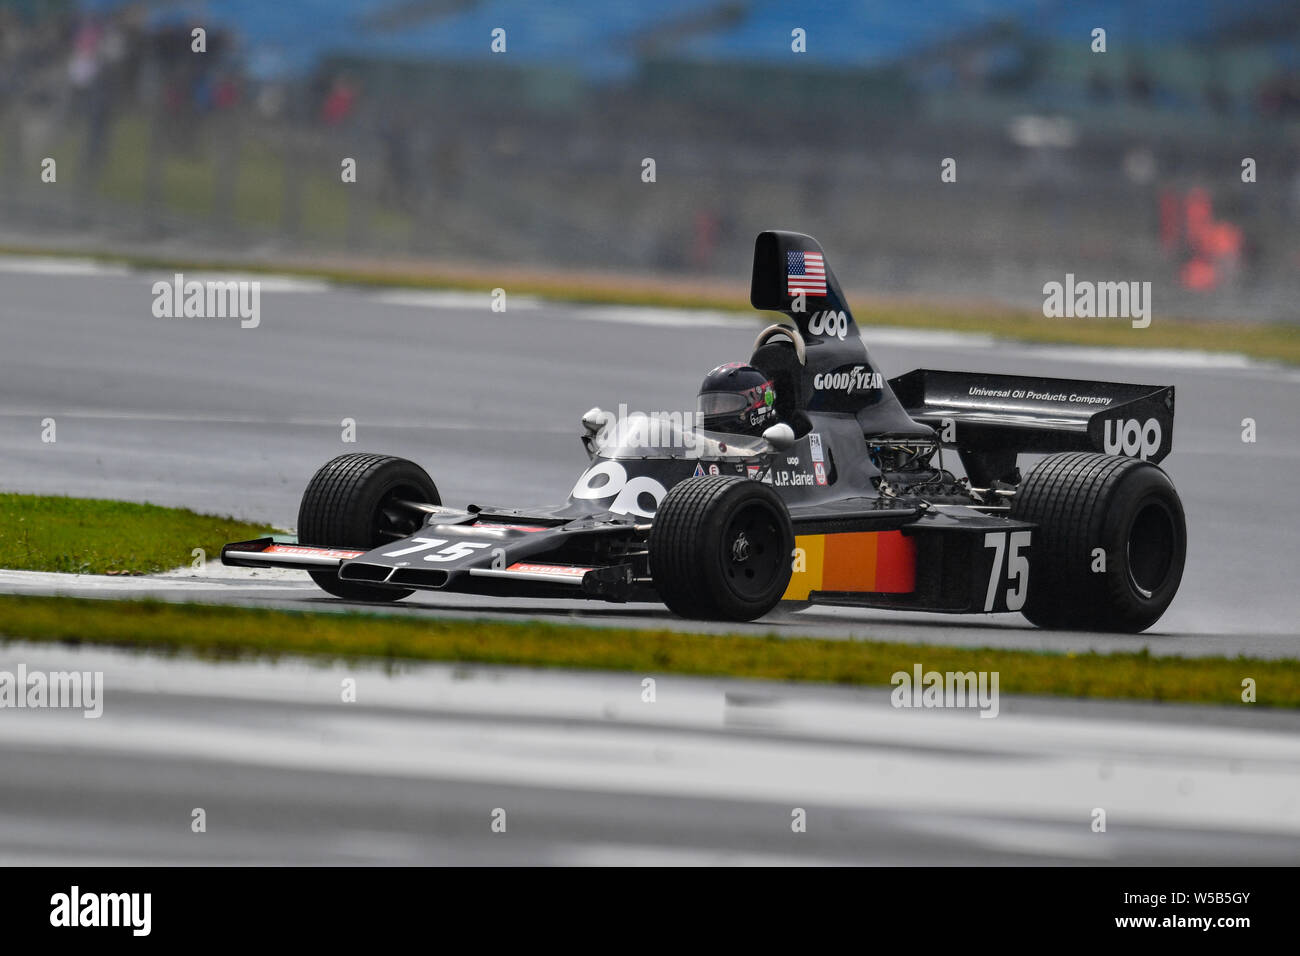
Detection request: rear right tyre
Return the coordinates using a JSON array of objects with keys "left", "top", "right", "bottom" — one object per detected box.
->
[{"left": 1010, "top": 451, "right": 1186, "bottom": 633}]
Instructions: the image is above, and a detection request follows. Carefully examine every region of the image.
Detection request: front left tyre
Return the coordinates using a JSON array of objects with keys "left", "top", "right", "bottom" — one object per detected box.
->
[{"left": 296, "top": 453, "right": 440, "bottom": 602}]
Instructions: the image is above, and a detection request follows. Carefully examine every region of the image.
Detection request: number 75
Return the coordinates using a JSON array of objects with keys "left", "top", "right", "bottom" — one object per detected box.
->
[{"left": 983, "top": 531, "right": 1030, "bottom": 612}]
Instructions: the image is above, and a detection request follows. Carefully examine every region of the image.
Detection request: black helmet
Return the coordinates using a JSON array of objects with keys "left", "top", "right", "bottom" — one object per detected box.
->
[{"left": 697, "top": 363, "right": 777, "bottom": 436}]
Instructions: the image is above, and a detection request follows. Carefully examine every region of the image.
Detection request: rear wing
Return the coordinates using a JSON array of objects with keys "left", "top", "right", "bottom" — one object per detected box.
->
[{"left": 889, "top": 369, "right": 1174, "bottom": 467}]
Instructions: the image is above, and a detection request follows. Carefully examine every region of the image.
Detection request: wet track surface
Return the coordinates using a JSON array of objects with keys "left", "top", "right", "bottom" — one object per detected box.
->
[
  {"left": 1, "top": 266, "right": 1297, "bottom": 653},
  {"left": 1, "top": 262, "right": 1298, "bottom": 863},
  {"left": 2, "top": 641, "right": 1298, "bottom": 865}
]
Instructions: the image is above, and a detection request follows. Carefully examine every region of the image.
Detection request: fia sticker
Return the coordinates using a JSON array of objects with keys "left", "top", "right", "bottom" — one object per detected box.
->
[
  {"left": 814, "top": 461, "right": 828, "bottom": 485},
  {"left": 693, "top": 463, "right": 705, "bottom": 477},
  {"left": 708, "top": 464, "right": 720, "bottom": 475},
  {"left": 747, "top": 464, "right": 761, "bottom": 480},
  {"left": 809, "top": 433, "right": 824, "bottom": 463}
]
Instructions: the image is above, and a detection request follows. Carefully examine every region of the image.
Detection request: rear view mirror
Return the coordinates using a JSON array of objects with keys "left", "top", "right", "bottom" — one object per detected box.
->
[{"left": 763, "top": 422, "right": 795, "bottom": 450}]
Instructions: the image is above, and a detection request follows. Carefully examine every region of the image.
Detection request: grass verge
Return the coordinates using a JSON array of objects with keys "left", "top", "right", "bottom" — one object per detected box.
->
[
  {"left": 0, "top": 494, "right": 271, "bottom": 575},
  {"left": 3, "top": 243, "right": 1299, "bottom": 364},
  {"left": 0, "top": 593, "right": 1293, "bottom": 707}
]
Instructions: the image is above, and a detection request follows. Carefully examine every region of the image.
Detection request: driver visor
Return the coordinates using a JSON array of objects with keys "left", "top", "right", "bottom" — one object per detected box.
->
[{"left": 698, "top": 391, "right": 751, "bottom": 417}]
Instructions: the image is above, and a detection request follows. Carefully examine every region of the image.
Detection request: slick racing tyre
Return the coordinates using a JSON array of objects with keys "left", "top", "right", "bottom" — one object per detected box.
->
[
  {"left": 1010, "top": 452, "right": 1186, "bottom": 633},
  {"left": 297, "top": 453, "right": 440, "bottom": 602},
  {"left": 650, "top": 476, "right": 794, "bottom": 621}
]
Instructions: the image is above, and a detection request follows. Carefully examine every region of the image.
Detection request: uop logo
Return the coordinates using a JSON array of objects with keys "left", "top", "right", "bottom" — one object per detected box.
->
[
  {"left": 1104, "top": 417, "right": 1162, "bottom": 460},
  {"left": 807, "top": 310, "right": 848, "bottom": 340}
]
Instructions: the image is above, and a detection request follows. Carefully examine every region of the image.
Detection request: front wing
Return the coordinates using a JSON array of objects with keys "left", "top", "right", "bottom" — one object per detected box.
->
[{"left": 223, "top": 512, "right": 645, "bottom": 601}]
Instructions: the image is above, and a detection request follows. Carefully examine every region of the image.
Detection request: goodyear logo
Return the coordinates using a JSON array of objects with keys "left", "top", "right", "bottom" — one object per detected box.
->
[{"left": 812, "top": 366, "right": 882, "bottom": 394}]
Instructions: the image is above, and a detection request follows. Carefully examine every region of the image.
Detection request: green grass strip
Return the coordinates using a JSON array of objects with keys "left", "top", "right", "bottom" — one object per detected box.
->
[
  {"left": 0, "top": 593, "right": 1293, "bottom": 708},
  {"left": 0, "top": 494, "right": 271, "bottom": 575}
]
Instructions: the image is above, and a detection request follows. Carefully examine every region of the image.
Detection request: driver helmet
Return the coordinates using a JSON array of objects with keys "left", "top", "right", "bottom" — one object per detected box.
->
[{"left": 697, "top": 363, "right": 777, "bottom": 437}]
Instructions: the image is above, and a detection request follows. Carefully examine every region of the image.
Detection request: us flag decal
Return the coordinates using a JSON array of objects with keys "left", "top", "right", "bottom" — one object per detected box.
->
[{"left": 786, "top": 250, "right": 826, "bottom": 296}]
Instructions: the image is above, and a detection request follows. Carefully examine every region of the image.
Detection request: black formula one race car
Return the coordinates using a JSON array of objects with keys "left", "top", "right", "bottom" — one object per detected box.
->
[{"left": 224, "top": 231, "right": 1186, "bottom": 632}]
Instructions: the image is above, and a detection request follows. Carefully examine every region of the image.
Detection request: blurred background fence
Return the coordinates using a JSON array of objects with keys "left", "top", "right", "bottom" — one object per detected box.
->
[{"left": 2, "top": 0, "right": 1299, "bottom": 319}]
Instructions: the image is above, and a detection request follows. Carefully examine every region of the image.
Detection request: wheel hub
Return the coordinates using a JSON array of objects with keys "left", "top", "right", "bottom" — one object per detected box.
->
[
  {"left": 1127, "top": 499, "right": 1175, "bottom": 599},
  {"left": 731, "top": 532, "right": 751, "bottom": 563}
]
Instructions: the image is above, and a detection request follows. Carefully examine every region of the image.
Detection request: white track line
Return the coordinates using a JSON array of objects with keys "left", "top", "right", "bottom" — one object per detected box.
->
[
  {"left": 565, "top": 305, "right": 754, "bottom": 328},
  {"left": 375, "top": 290, "right": 543, "bottom": 310},
  {"left": 0, "top": 257, "right": 331, "bottom": 293},
  {"left": 0, "top": 569, "right": 309, "bottom": 592},
  {"left": 0, "top": 408, "right": 570, "bottom": 433},
  {"left": 856, "top": 327, "right": 998, "bottom": 349},
  {"left": 147, "top": 273, "right": 332, "bottom": 294},
  {"left": 0, "top": 257, "right": 131, "bottom": 277}
]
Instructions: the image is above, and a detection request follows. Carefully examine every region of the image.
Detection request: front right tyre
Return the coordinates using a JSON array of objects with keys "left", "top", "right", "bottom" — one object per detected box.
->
[{"left": 296, "top": 453, "right": 440, "bottom": 602}]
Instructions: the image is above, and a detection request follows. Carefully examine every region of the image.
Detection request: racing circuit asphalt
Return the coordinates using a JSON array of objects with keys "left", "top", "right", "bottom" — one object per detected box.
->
[
  {"left": 2, "top": 259, "right": 1299, "bottom": 865},
  {"left": 3, "top": 639, "right": 1299, "bottom": 865},
  {"left": 1, "top": 261, "right": 1298, "bottom": 656}
]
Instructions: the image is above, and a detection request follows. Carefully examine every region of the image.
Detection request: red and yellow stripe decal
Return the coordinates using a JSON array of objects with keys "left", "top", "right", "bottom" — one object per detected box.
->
[{"left": 782, "top": 530, "right": 916, "bottom": 600}]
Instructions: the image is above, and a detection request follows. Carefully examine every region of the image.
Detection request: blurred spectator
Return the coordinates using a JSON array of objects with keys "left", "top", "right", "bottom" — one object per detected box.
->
[
  {"left": 1257, "top": 69, "right": 1300, "bottom": 118},
  {"left": 1125, "top": 60, "right": 1152, "bottom": 104},
  {"left": 1168, "top": 187, "right": 1245, "bottom": 293},
  {"left": 320, "top": 73, "right": 358, "bottom": 127},
  {"left": 1087, "top": 69, "right": 1114, "bottom": 104},
  {"left": 1204, "top": 79, "right": 1230, "bottom": 115}
]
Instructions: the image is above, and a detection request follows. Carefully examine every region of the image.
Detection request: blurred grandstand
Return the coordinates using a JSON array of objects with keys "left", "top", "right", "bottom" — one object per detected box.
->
[{"left": 2, "top": 0, "right": 1299, "bottom": 318}]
